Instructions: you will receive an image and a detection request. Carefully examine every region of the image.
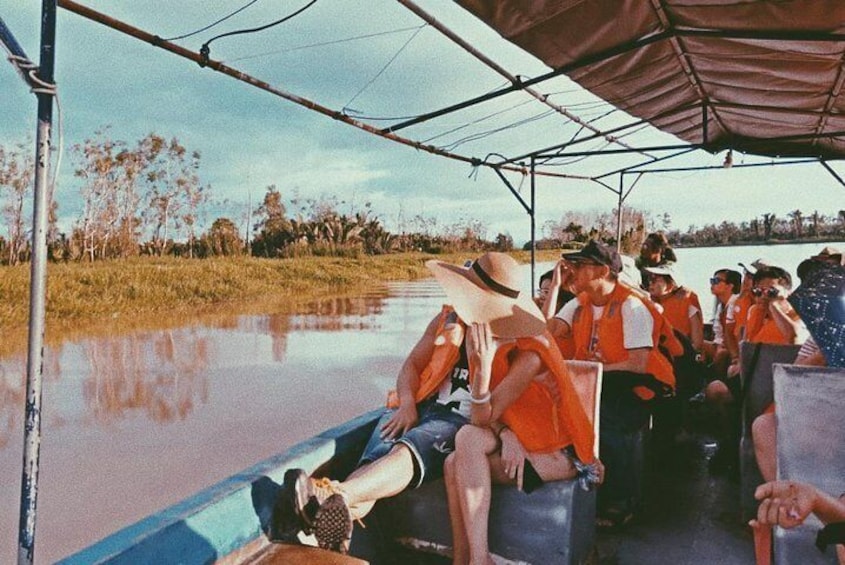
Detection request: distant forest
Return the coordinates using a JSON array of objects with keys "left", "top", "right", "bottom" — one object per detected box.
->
[{"left": 1, "top": 134, "right": 843, "bottom": 265}]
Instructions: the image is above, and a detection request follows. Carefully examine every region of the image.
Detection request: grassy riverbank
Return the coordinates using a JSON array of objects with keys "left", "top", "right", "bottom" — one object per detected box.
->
[{"left": 0, "top": 251, "right": 561, "bottom": 353}]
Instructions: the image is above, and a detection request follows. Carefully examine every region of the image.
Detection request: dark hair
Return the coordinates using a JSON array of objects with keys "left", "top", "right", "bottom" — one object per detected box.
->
[
  {"left": 714, "top": 269, "right": 742, "bottom": 294},
  {"left": 641, "top": 232, "right": 676, "bottom": 262},
  {"left": 538, "top": 269, "right": 575, "bottom": 313},
  {"left": 752, "top": 266, "right": 792, "bottom": 290}
]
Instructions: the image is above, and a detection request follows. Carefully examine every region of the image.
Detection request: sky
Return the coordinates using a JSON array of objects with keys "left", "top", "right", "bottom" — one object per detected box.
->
[{"left": 1, "top": 0, "right": 843, "bottom": 246}]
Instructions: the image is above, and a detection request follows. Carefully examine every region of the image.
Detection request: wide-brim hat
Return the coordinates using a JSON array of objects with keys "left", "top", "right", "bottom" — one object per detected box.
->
[
  {"left": 811, "top": 246, "right": 844, "bottom": 265},
  {"left": 426, "top": 252, "right": 546, "bottom": 338}
]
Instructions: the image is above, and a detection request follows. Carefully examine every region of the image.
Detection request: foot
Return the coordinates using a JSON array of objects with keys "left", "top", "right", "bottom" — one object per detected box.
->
[
  {"left": 281, "top": 469, "right": 347, "bottom": 535},
  {"left": 271, "top": 469, "right": 310, "bottom": 541},
  {"left": 314, "top": 493, "right": 353, "bottom": 553}
]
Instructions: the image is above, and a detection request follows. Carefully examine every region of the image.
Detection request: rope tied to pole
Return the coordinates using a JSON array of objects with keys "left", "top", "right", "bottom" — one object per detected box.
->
[{"left": 6, "top": 54, "right": 57, "bottom": 95}]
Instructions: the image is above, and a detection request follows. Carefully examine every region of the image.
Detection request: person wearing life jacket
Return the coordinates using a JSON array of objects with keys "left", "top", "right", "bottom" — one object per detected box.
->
[
  {"left": 273, "top": 252, "right": 598, "bottom": 555},
  {"left": 725, "top": 258, "right": 772, "bottom": 377},
  {"left": 643, "top": 262, "right": 704, "bottom": 353},
  {"left": 548, "top": 239, "right": 675, "bottom": 528},
  {"left": 749, "top": 262, "right": 819, "bottom": 485},
  {"left": 425, "top": 255, "right": 600, "bottom": 565}
]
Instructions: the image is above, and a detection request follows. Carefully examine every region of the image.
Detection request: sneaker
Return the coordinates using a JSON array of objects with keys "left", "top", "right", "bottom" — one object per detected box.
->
[
  {"left": 284, "top": 470, "right": 347, "bottom": 535},
  {"left": 314, "top": 493, "right": 353, "bottom": 554}
]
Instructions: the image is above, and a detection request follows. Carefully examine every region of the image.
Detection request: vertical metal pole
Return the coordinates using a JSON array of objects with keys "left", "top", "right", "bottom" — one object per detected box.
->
[
  {"left": 18, "top": 2, "right": 56, "bottom": 563},
  {"left": 529, "top": 157, "right": 536, "bottom": 293},
  {"left": 615, "top": 173, "right": 624, "bottom": 252}
]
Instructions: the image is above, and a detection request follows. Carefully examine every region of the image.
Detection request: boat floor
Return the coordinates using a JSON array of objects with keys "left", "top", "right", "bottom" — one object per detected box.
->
[{"left": 594, "top": 436, "right": 753, "bottom": 564}]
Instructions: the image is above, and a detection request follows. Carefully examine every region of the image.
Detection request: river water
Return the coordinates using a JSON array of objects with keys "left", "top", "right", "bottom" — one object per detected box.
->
[{"left": 0, "top": 241, "right": 840, "bottom": 563}]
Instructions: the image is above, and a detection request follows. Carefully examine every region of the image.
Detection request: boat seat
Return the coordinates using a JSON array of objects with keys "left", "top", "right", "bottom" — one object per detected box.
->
[
  {"left": 738, "top": 342, "right": 802, "bottom": 522},
  {"left": 373, "top": 360, "right": 602, "bottom": 564},
  {"left": 771, "top": 364, "right": 845, "bottom": 565}
]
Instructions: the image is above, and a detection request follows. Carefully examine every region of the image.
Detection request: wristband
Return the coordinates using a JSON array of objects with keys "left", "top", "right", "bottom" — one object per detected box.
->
[{"left": 470, "top": 391, "right": 491, "bottom": 404}]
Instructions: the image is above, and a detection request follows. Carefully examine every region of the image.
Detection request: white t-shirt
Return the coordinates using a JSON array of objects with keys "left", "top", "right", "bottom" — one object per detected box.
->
[
  {"left": 713, "top": 294, "right": 738, "bottom": 345},
  {"left": 556, "top": 292, "right": 654, "bottom": 355},
  {"left": 435, "top": 342, "right": 472, "bottom": 418}
]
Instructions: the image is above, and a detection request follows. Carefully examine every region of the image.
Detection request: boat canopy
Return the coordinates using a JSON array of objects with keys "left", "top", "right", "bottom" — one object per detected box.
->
[{"left": 455, "top": 0, "right": 845, "bottom": 160}]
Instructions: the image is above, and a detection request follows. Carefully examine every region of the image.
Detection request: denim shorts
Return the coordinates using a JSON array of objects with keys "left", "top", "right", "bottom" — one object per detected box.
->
[{"left": 359, "top": 398, "right": 468, "bottom": 489}]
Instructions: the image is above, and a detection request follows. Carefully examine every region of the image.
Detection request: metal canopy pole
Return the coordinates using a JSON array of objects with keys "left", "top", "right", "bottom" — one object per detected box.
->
[
  {"left": 18, "top": 1, "right": 57, "bottom": 564},
  {"left": 530, "top": 157, "right": 536, "bottom": 292},
  {"left": 491, "top": 165, "right": 537, "bottom": 291}
]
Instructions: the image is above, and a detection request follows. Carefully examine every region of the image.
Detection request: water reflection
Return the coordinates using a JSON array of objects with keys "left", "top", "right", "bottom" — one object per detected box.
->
[
  {"left": 0, "top": 291, "right": 394, "bottom": 446},
  {"left": 82, "top": 330, "right": 210, "bottom": 424}
]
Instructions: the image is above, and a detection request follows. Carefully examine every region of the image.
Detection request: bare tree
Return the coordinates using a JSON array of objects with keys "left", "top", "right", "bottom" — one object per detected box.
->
[{"left": 0, "top": 141, "right": 34, "bottom": 265}]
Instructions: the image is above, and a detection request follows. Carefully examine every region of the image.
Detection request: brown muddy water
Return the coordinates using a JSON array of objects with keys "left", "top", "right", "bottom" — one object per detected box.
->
[{"left": 0, "top": 279, "right": 448, "bottom": 564}]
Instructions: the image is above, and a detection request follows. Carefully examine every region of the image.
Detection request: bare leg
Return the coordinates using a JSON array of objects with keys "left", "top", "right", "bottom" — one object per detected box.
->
[
  {"left": 444, "top": 453, "right": 469, "bottom": 565},
  {"left": 452, "top": 425, "right": 499, "bottom": 565},
  {"left": 339, "top": 443, "right": 415, "bottom": 519},
  {"left": 752, "top": 412, "right": 777, "bottom": 482}
]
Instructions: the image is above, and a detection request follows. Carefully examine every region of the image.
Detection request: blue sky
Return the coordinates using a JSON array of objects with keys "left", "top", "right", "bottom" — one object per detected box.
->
[{"left": 1, "top": 1, "right": 843, "bottom": 245}]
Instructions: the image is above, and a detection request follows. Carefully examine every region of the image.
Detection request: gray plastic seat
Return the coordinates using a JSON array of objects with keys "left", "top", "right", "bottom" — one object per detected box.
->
[{"left": 772, "top": 364, "right": 845, "bottom": 565}]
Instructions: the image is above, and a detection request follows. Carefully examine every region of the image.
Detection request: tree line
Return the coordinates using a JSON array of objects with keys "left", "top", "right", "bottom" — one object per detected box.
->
[{"left": 1, "top": 132, "right": 843, "bottom": 265}]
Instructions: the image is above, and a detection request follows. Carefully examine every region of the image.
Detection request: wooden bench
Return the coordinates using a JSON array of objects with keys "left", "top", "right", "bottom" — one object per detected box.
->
[
  {"left": 373, "top": 360, "right": 603, "bottom": 564},
  {"left": 738, "top": 342, "right": 802, "bottom": 522},
  {"left": 771, "top": 364, "right": 845, "bottom": 565}
]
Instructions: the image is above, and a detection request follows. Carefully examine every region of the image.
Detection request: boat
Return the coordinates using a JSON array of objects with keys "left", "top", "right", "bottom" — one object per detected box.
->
[{"left": 3, "top": 1, "right": 844, "bottom": 564}]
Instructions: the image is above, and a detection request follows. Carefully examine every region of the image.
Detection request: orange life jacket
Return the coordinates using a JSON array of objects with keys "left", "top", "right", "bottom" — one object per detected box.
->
[
  {"left": 387, "top": 306, "right": 596, "bottom": 462},
  {"left": 490, "top": 334, "right": 595, "bottom": 461},
  {"left": 570, "top": 284, "right": 676, "bottom": 400},
  {"left": 654, "top": 286, "right": 701, "bottom": 339},
  {"left": 745, "top": 305, "right": 791, "bottom": 345}
]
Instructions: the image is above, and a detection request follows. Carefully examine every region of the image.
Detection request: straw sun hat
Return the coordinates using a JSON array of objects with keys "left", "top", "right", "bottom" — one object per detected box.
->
[{"left": 426, "top": 252, "right": 546, "bottom": 338}]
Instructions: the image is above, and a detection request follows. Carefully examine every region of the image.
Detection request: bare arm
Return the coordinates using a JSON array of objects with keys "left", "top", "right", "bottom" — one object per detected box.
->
[
  {"left": 540, "top": 261, "right": 571, "bottom": 320},
  {"left": 689, "top": 310, "right": 704, "bottom": 353},
  {"left": 602, "top": 348, "right": 650, "bottom": 374},
  {"left": 547, "top": 317, "right": 571, "bottom": 342},
  {"left": 381, "top": 312, "right": 441, "bottom": 439},
  {"left": 465, "top": 322, "right": 543, "bottom": 426},
  {"left": 768, "top": 298, "right": 803, "bottom": 344}
]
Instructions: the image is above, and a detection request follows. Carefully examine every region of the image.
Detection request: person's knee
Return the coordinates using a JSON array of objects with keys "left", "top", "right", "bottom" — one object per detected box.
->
[{"left": 455, "top": 425, "right": 489, "bottom": 451}]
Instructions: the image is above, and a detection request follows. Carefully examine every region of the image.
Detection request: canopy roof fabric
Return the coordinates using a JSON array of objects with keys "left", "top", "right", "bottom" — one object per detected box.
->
[{"left": 456, "top": 0, "right": 845, "bottom": 160}]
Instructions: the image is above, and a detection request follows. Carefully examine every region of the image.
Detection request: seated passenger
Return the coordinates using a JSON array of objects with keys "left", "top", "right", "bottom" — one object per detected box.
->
[
  {"left": 702, "top": 268, "right": 742, "bottom": 376},
  {"left": 274, "top": 252, "right": 552, "bottom": 553},
  {"left": 727, "top": 258, "right": 773, "bottom": 376},
  {"left": 751, "top": 259, "right": 827, "bottom": 482},
  {"left": 636, "top": 231, "right": 677, "bottom": 288},
  {"left": 744, "top": 266, "right": 807, "bottom": 346},
  {"left": 643, "top": 262, "right": 704, "bottom": 354},
  {"left": 442, "top": 315, "right": 601, "bottom": 563},
  {"left": 535, "top": 267, "right": 576, "bottom": 319},
  {"left": 550, "top": 240, "right": 675, "bottom": 527}
]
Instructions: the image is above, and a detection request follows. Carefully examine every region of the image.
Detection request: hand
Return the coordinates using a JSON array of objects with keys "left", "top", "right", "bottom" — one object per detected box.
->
[
  {"left": 594, "top": 458, "right": 606, "bottom": 485},
  {"left": 727, "top": 359, "right": 740, "bottom": 378},
  {"left": 467, "top": 322, "right": 497, "bottom": 390},
  {"left": 750, "top": 481, "right": 817, "bottom": 530},
  {"left": 499, "top": 429, "right": 529, "bottom": 490},
  {"left": 556, "top": 260, "right": 574, "bottom": 290},
  {"left": 380, "top": 403, "right": 418, "bottom": 440}
]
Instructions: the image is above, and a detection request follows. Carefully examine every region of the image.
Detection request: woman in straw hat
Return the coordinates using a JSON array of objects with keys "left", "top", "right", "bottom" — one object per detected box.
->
[
  {"left": 275, "top": 252, "right": 598, "bottom": 555},
  {"left": 428, "top": 253, "right": 602, "bottom": 565}
]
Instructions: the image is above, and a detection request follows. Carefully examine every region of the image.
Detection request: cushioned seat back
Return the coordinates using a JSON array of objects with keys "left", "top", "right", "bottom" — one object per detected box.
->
[{"left": 773, "top": 364, "right": 845, "bottom": 565}]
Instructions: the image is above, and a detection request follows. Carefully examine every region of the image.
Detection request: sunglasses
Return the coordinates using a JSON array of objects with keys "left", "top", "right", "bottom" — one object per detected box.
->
[
  {"left": 709, "top": 277, "right": 726, "bottom": 285},
  {"left": 751, "top": 287, "right": 780, "bottom": 298}
]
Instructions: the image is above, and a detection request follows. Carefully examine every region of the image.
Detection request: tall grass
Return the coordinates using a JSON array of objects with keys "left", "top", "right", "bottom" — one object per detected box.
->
[{"left": 0, "top": 251, "right": 561, "bottom": 334}]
